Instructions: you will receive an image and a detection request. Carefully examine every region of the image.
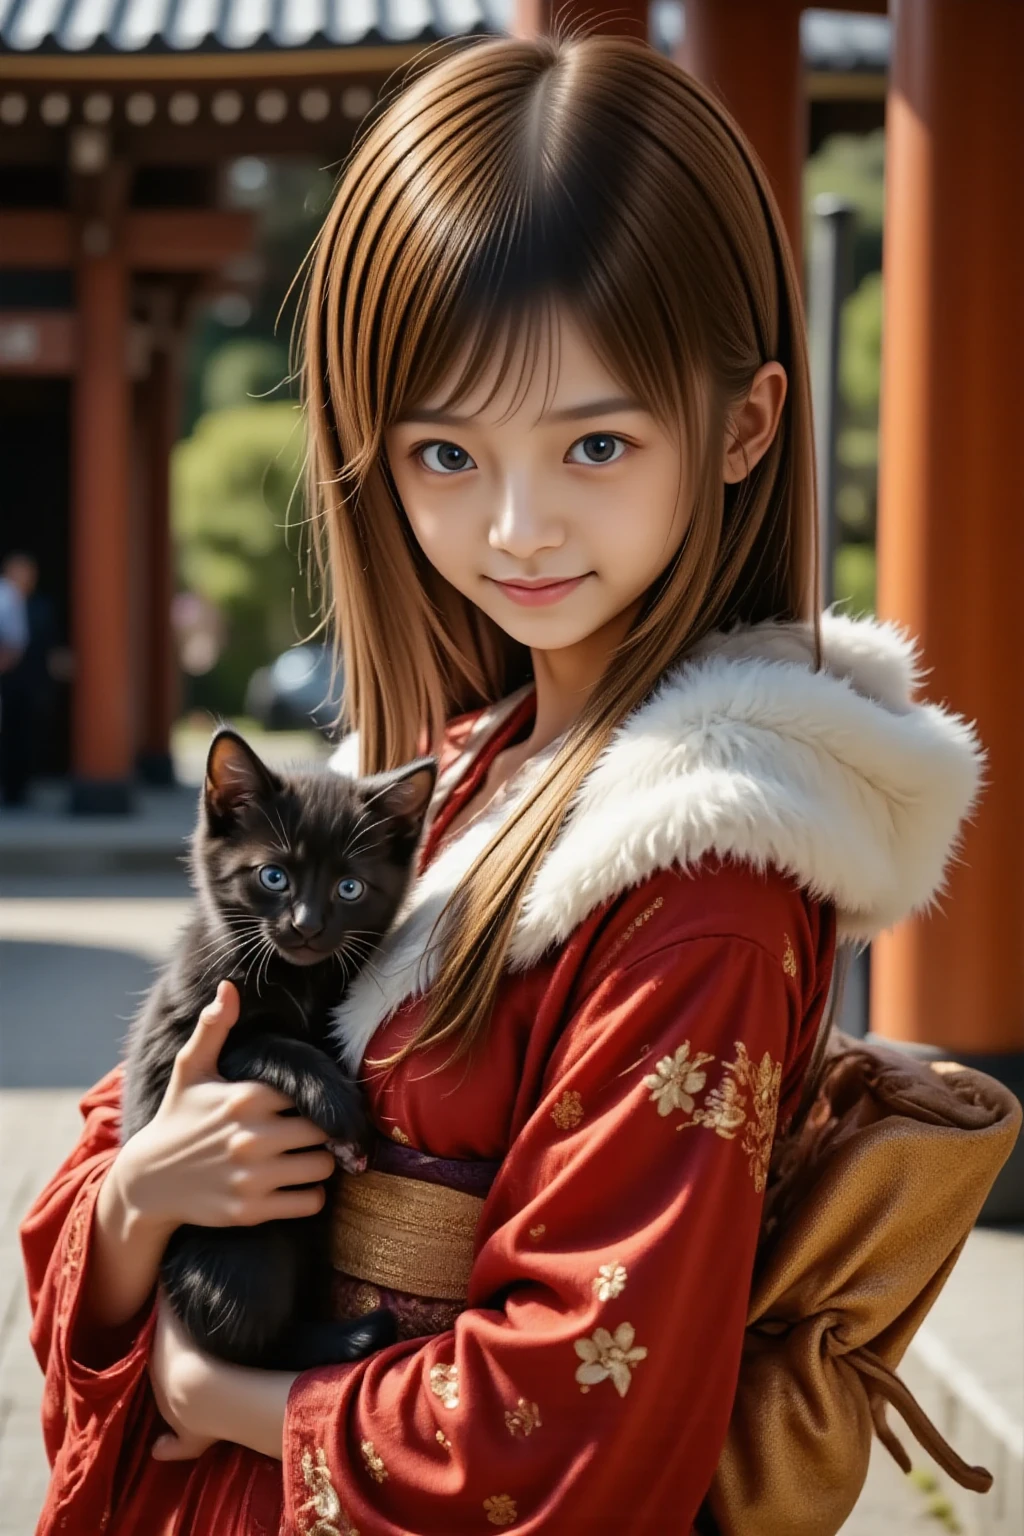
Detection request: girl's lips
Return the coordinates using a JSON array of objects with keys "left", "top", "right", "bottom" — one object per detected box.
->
[{"left": 490, "top": 575, "right": 589, "bottom": 607}]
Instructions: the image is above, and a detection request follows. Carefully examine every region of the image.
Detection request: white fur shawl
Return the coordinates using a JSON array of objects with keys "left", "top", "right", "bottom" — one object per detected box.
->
[{"left": 329, "top": 612, "right": 984, "bottom": 1071}]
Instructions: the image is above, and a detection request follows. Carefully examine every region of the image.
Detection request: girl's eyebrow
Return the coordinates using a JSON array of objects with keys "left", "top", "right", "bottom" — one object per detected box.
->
[{"left": 395, "top": 395, "right": 645, "bottom": 427}]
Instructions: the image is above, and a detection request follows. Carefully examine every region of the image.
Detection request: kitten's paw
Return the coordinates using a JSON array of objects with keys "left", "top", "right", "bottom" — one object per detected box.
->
[
  {"left": 293, "top": 1072, "right": 368, "bottom": 1147},
  {"left": 279, "top": 1310, "right": 397, "bottom": 1369},
  {"left": 328, "top": 1140, "right": 367, "bottom": 1175}
]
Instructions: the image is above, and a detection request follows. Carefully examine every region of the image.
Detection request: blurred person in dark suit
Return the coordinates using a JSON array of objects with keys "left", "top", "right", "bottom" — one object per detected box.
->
[{"left": 0, "top": 551, "right": 29, "bottom": 673}]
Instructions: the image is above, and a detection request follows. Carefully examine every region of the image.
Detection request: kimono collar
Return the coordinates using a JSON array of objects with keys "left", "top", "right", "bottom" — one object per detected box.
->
[{"left": 329, "top": 611, "right": 984, "bottom": 1071}]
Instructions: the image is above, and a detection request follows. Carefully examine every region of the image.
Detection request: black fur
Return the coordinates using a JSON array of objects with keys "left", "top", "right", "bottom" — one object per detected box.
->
[{"left": 121, "top": 728, "right": 436, "bottom": 1369}]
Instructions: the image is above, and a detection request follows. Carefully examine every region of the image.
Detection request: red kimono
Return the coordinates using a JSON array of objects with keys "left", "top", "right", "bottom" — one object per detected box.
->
[{"left": 21, "top": 613, "right": 983, "bottom": 1535}]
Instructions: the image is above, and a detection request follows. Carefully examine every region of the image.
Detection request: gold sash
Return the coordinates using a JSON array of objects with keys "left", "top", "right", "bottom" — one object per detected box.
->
[{"left": 331, "top": 1170, "right": 484, "bottom": 1302}]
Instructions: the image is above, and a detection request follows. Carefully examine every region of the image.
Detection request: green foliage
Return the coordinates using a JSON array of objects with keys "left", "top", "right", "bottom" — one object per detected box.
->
[
  {"left": 201, "top": 339, "right": 290, "bottom": 413},
  {"left": 841, "top": 272, "right": 883, "bottom": 414},
  {"left": 804, "top": 128, "right": 886, "bottom": 287},
  {"left": 805, "top": 129, "right": 886, "bottom": 233},
  {"left": 805, "top": 131, "right": 885, "bottom": 554},
  {"left": 180, "top": 159, "right": 337, "bottom": 436},
  {"left": 172, "top": 402, "right": 321, "bottom": 714},
  {"left": 833, "top": 543, "right": 876, "bottom": 618}
]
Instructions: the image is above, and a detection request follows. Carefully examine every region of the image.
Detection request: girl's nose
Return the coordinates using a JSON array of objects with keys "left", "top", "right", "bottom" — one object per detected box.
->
[{"left": 488, "top": 474, "right": 564, "bottom": 559}]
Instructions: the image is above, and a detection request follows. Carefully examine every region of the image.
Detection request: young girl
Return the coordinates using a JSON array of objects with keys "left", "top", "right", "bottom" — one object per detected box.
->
[{"left": 22, "top": 33, "right": 982, "bottom": 1536}]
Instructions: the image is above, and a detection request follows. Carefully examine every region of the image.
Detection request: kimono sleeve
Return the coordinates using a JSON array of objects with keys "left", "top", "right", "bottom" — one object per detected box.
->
[
  {"left": 18, "top": 1067, "right": 157, "bottom": 1512},
  {"left": 283, "top": 930, "right": 802, "bottom": 1535}
]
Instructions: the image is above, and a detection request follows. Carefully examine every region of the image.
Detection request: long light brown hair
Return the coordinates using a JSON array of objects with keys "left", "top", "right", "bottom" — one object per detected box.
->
[{"left": 302, "top": 33, "right": 819, "bottom": 1062}]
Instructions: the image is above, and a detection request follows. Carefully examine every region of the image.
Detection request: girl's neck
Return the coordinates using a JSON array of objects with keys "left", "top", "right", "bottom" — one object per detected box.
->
[{"left": 521, "top": 598, "right": 641, "bottom": 757}]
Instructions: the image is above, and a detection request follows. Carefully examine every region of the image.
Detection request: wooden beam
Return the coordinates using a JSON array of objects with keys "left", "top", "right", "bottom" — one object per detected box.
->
[
  {"left": 71, "top": 228, "right": 135, "bottom": 806},
  {"left": 0, "top": 209, "right": 254, "bottom": 274},
  {"left": 124, "top": 209, "right": 255, "bottom": 272},
  {"left": 0, "top": 44, "right": 428, "bottom": 83},
  {"left": 0, "top": 311, "right": 76, "bottom": 375},
  {"left": 872, "top": 0, "right": 1024, "bottom": 1055},
  {"left": 680, "top": 0, "right": 806, "bottom": 269},
  {"left": 0, "top": 212, "right": 73, "bottom": 268},
  {"left": 137, "top": 332, "right": 182, "bottom": 781}
]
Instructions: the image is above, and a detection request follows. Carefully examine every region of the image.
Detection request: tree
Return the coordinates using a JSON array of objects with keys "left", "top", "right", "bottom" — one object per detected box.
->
[{"left": 172, "top": 402, "right": 322, "bottom": 715}]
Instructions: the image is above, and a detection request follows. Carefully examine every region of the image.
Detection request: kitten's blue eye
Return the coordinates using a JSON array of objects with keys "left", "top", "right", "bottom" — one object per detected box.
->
[
  {"left": 337, "top": 877, "right": 365, "bottom": 902},
  {"left": 259, "top": 865, "right": 290, "bottom": 892}
]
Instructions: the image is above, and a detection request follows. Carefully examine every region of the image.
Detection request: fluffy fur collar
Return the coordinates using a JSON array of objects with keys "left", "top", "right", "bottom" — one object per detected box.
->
[{"left": 329, "top": 612, "right": 984, "bottom": 1071}]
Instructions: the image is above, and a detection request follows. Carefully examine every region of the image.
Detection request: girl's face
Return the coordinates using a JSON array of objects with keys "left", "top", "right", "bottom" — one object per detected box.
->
[{"left": 385, "top": 311, "right": 691, "bottom": 656}]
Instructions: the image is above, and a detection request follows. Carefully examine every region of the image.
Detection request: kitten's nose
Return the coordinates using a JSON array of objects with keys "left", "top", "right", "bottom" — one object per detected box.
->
[{"left": 290, "top": 905, "right": 324, "bottom": 942}]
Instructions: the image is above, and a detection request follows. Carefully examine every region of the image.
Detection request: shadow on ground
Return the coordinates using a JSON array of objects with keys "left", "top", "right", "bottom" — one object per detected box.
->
[{"left": 0, "top": 940, "right": 156, "bottom": 1088}]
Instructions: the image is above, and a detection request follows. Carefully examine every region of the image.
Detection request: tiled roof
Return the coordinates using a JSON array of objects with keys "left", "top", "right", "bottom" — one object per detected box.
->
[
  {"left": 0, "top": 0, "right": 891, "bottom": 66},
  {"left": 0, "top": 0, "right": 513, "bottom": 55}
]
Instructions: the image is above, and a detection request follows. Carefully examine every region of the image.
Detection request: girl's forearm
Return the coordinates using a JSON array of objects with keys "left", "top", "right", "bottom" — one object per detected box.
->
[
  {"left": 193, "top": 1356, "right": 298, "bottom": 1461},
  {"left": 84, "top": 1150, "right": 175, "bottom": 1330}
]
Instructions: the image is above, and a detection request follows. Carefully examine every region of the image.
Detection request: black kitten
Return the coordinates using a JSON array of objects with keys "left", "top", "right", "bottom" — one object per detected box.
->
[{"left": 122, "top": 728, "right": 436, "bottom": 1370}]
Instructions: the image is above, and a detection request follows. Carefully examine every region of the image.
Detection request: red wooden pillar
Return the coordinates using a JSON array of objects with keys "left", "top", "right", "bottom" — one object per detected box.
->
[
  {"left": 71, "top": 222, "right": 134, "bottom": 813},
  {"left": 137, "top": 336, "right": 181, "bottom": 785},
  {"left": 512, "top": 0, "right": 648, "bottom": 42},
  {"left": 872, "top": 0, "right": 1024, "bottom": 1065},
  {"left": 678, "top": 0, "right": 805, "bottom": 273}
]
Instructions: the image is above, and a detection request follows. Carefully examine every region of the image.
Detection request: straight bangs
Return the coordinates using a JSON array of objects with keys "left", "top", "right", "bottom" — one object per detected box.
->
[{"left": 302, "top": 33, "right": 819, "bottom": 1061}]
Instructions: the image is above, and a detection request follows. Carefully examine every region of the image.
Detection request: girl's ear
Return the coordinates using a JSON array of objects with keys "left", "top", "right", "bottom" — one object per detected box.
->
[
  {"left": 204, "top": 729, "right": 282, "bottom": 831},
  {"left": 722, "top": 362, "right": 788, "bottom": 484}
]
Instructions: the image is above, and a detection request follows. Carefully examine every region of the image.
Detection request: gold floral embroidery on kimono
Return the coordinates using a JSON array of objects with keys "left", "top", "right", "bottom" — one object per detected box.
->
[
  {"left": 574, "top": 1323, "right": 648, "bottom": 1397},
  {"left": 61, "top": 1203, "right": 88, "bottom": 1286},
  {"left": 504, "top": 1398, "right": 542, "bottom": 1437},
  {"left": 723, "top": 1041, "right": 783, "bottom": 1192},
  {"left": 645, "top": 1037, "right": 783, "bottom": 1192},
  {"left": 596, "top": 895, "right": 666, "bottom": 977},
  {"left": 298, "top": 1446, "right": 358, "bottom": 1536},
  {"left": 782, "top": 932, "right": 798, "bottom": 977},
  {"left": 483, "top": 1493, "right": 518, "bottom": 1526},
  {"left": 359, "top": 1439, "right": 388, "bottom": 1483},
  {"left": 551, "top": 1090, "right": 584, "bottom": 1131},
  {"left": 593, "top": 1261, "right": 627, "bottom": 1301},
  {"left": 429, "top": 1362, "right": 460, "bottom": 1408},
  {"left": 643, "top": 1043, "right": 715, "bottom": 1118}
]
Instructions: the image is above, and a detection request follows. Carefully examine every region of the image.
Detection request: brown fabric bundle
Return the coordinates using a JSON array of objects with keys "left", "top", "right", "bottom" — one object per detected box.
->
[{"left": 702, "top": 1031, "right": 1022, "bottom": 1536}]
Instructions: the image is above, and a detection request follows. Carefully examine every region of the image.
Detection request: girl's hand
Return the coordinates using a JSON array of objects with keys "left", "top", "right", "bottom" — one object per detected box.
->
[
  {"left": 114, "top": 980, "right": 337, "bottom": 1234},
  {"left": 149, "top": 1289, "right": 219, "bottom": 1462},
  {"left": 149, "top": 1288, "right": 297, "bottom": 1464}
]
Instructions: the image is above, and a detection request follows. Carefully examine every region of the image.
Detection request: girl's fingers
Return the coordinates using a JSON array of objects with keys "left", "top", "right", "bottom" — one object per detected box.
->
[
  {"left": 151, "top": 1430, "right": 213, "bottom": 1462},
  {"left": 269, "top": 1149, "right": 337, "bottom": 1188},
  {"left": 263, "top": 1116, "right": 333, "bottom": 1153},
  {"left": 255, "top": 1187, "right": 327, "bottom": 1223},
  {"left": 173, "top": 982, "right": 241, "bottom": 1083},
  {"left": 227, "top": 1079, "right": 300, "bottom": 1118}
]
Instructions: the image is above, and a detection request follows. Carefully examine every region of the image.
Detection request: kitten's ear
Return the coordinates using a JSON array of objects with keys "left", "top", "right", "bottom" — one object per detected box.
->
[
  {"left": 204, "top": 729, "right": 282, "bottom": 832},
  {"left": 360, "top": 756, "right": 438, "bottom": 842}
]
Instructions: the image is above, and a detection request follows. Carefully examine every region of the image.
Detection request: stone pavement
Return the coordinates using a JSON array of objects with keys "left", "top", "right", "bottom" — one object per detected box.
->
[{"left": 1, "top": 872, "right": 1020, "bottom": 1535}]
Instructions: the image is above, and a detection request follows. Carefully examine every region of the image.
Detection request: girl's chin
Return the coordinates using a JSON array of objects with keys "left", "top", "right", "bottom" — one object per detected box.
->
[{"left": 492, "top": 611, "right": 614, "bottom": 651}]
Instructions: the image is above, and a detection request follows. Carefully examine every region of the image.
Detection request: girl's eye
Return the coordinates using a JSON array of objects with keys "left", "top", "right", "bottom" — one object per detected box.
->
[
  {"left": 258, "top": 865, "right": 290, "bottom": 892},
  {"left": 567, "top": 433, "right": 627, "bottom": 466},
  {"left": 419, "top": 441, "right": 476, "bottom": 474},
  {"left": 337, "top": 877, "right": 366, "bottom": 902}
]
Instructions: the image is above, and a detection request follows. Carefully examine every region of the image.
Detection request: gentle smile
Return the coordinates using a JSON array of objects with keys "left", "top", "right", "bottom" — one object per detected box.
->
[{"left": 488, "top": 575, "right": 591, "bottom": 607}]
